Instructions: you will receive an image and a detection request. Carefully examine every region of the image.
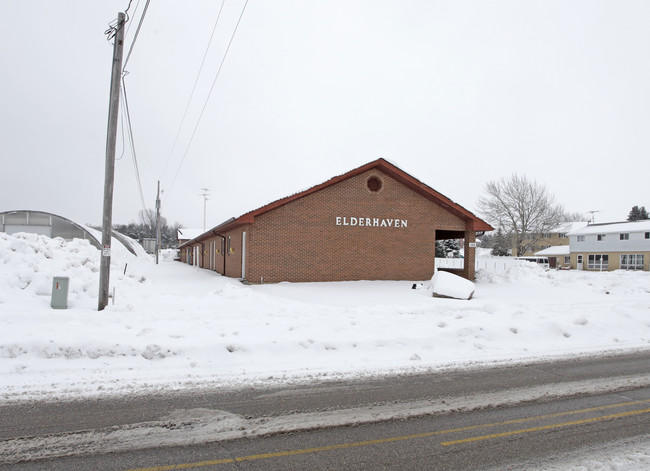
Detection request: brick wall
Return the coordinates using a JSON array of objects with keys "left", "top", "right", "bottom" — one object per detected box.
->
[{"left": 245, "top": 169, "right": 467, "bottom": 283}]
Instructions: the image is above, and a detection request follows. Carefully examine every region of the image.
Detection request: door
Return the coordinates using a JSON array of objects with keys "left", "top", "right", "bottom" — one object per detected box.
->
[{"left": 577, "top": 254, "right": 583, "bottom": 270}]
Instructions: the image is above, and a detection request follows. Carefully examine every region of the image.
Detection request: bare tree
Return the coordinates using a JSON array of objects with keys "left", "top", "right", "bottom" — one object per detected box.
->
[
  {"left": 564, "top": 210, "right": 587, "bottom": 222},
  {"left": 138, "top": 209, "right": 157, "bottom": 233},
  {"left": 477, "top": 174, "right": 567, "bottom": 257},
  {"left": 138, "top": 209, "right": 169, "bottom": 237}
]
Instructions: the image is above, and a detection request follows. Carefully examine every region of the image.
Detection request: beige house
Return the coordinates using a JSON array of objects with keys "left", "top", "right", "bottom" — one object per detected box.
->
[
  {"left": 515, "top": 222, "right": 588, "bottom": 256},
  {"left": 568, "top": 220, "right": 650, "bottom": 271}
]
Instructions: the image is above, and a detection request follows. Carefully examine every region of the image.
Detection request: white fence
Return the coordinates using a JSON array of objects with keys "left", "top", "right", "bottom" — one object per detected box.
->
[{"left": 436, "top": 256, "right": 520, "bottom": 274}]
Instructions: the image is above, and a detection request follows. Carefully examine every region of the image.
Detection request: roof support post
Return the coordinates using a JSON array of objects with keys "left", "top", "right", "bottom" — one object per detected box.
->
[{"left": 462, "top": 226, "right": 476, "bottom": 281}]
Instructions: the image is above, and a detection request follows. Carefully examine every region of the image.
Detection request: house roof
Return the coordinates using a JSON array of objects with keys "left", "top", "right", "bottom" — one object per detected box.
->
[
  {"left": 177, "top": 228, "right": 206, "bottom": 241},
  {"left": 554, "top": 221, "right": 589, "bottom": 234},
  {"left": 180, "top": 159, "right": 493, "bottom": 247},
  {"left": 535, "top": 245, "right": 570, "bottom": 256},
  {"left": 569, "top": 220, "right": 650, "bottom": 236}
]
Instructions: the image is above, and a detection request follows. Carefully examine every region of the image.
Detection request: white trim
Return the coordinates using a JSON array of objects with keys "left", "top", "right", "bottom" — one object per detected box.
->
[{"left": 241, "top": 231, "right": 247, "bottom": 279}]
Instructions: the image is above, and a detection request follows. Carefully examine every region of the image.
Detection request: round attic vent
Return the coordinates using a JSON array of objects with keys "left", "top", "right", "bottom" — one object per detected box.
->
[{"left": 367, "top": 176, "right": 382, "bottom": 192}]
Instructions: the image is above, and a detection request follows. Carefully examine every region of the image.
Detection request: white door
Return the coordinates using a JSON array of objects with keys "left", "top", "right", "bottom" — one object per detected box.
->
[{"left": 577, "top": 254, "right": 583, "bottom": 270}]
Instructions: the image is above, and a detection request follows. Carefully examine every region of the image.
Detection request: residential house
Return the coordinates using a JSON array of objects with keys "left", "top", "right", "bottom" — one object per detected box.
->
[
  {"left": 515, "top": 222, "right": 588, "bottom": 257},
  {"left": 568, "top": 220, "right": 650, "bottom": 271}
]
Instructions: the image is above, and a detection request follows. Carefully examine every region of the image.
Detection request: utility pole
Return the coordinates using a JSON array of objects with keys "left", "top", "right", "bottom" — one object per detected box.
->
[
  {"left": 155, "top": 180, "right": 161, "bottom": 265},
  {"left": 200, "top": 188, "right": 210, "bottom": 231},
  {"left": 98, "top": 13, "right": 126, "bottom": 311}
]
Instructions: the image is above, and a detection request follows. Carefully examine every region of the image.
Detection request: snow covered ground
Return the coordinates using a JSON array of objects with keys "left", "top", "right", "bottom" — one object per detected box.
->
[
  {"left": 1, "top": 231, "right": 650, "bottom": 467},
  {"left": 2, "top": 231, "right": 649, "bottom": 401}
]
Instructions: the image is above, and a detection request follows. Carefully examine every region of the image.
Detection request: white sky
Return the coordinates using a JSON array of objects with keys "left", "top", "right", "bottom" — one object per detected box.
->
[{"left": 2, "top": 0, "right": 649, "bottom": 229}]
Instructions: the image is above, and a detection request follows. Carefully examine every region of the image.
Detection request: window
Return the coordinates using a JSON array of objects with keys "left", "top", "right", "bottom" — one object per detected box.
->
[
  {"left": 621, "top": 254, "right": 644, "bottom": 270},
  {"left": 542, "top": 233, "right": 552, "bottom": 239},
  {"left": 587, "top": 254, "right": 608, "bottom": 270},
  {"left": 559, "top": 233, "right": 568, "bottom": 238},
  {"left": 597, "top": 234, "right": 606, "bottom": 241},
  {"left": 645, "top": 232, "right": 650, "bottom": 239},
  {"left": 620, "top": 233, "right": 630, "bottom": 240},
  {"left": 577, "top": 235, "right": 585, "bottom": 242},
  {"left": 564, "top": 256, "right": 571, "bottom": 264}
]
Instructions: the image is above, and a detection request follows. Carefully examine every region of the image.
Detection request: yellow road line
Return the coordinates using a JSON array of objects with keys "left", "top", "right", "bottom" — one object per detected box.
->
[
  {"left": 127, "top": 399, "right": 650, "bottom": 471},
  {"left": 441, "top": 406, "right": 650, "bottom": 446}
]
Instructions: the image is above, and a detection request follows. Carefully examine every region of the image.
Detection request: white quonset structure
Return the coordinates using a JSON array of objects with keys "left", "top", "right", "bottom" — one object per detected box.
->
[
  {"left": 1, "top": 210, "right": 99, "bottom": 247},
  {"left": 568, "top": 220, "right": 650, "bottom": 271},
  {"left": 0, "top": 210, "right": 139, "bottom": 256}
]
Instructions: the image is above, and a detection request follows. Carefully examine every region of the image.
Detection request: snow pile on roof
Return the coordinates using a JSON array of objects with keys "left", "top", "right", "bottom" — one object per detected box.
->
[
  {"left": 177, "top": 228, "right": 205, "bottom": 241},
  {"left": 569, "top": 220, "right": 650, "bottom": 235},
  {"left": 535, "top": 245, "right": 570, "bottom": 256},
  {"left": 1, "top": 231, "right": 650, "bottom": 402}
]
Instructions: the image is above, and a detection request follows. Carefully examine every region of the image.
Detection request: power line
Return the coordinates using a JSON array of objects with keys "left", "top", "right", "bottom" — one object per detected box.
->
[
  {"left": 125, "top": 0, "right": 142, "bottom": 37},
  {"left": 121, "top": 76, "right": 148, "bottom": 214},
  {"left": 123, "top": 0, "right": 151, "bottom": 70},
  {"left": 159, "top": 0, "right": 227, "bottom": 181},
  {"left": 124, "top": 0, "right": 134, "bottom": 18},
  {"left": 165, "top": 0, "right": 249, "bottom": 199}
]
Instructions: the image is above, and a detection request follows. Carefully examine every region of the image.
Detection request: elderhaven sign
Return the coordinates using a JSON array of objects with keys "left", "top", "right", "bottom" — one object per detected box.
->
[{"left": 335, "top": 216, "right": 408, "bottom": 228}]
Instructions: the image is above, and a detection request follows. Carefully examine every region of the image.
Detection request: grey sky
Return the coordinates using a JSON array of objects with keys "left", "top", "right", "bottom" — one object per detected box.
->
[{"left": 2, "top": 1, "right": 649, "bottom": 229}]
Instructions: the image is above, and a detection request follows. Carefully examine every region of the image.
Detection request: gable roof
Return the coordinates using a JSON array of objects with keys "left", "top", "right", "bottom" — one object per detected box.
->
[{"left": 182, "top": 159, "right": 492, "bottom": 246}]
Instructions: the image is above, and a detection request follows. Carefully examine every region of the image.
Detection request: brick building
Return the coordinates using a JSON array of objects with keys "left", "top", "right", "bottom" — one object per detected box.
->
[{"left": 178, "top": 159, "right": 492, "bottom": 283}]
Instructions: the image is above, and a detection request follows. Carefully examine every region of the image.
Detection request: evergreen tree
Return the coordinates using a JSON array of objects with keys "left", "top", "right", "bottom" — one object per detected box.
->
[
  {"left": 444, "top": 239, "right": 461, "bottom": 258},
  {"left": 436, "top": 239, "right": 461, "bottom": 258},
  {"left": 478, "top": 233, "right": 494, "bottom": 249},
  {"left": 490, "top": 228, "right": 510, "bottom": 256},
  {"left": 627, "top": 205, "right": 649, "bottom": 221}
]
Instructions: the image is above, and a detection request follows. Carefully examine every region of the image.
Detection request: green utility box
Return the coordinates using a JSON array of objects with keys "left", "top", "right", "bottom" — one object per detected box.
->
[{"left": 51, "top": 276, "right": 69, "bottom": 309}]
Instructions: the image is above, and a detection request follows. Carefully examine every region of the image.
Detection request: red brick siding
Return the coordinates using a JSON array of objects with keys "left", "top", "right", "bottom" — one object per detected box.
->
[
  {"left": 221, "top": 228, "right": 247, "bottom": 279},
  {"left": 246, "top": 169, "right": 467, "bottom": 283},
  {"left": 462, "top": 230, "right": 476, "bottom": 280}
]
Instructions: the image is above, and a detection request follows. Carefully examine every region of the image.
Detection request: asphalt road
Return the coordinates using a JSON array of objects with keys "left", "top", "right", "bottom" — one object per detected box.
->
[{"left": 2, "top": 350, "right": 650, "bottom": 470}]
